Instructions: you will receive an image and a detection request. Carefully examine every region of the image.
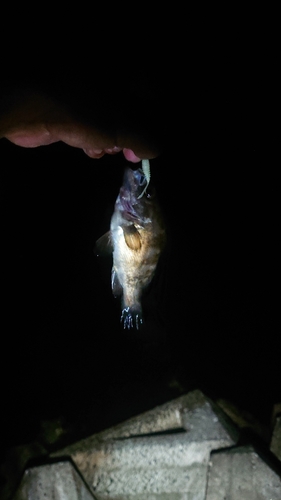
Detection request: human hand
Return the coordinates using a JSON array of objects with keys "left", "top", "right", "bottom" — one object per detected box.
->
[{"left": 0, "top": 88, "right": 161, "bottom": 163}]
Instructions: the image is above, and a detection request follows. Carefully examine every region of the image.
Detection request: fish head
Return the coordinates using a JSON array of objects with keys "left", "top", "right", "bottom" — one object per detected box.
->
[{"left": 117, "top": 167, "right": 156, "bottom": 223}]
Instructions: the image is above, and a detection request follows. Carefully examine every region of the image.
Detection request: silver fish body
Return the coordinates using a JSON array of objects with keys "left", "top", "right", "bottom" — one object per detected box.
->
[{"left": 96, "top": 166, "right": 166, "bottom": 329}]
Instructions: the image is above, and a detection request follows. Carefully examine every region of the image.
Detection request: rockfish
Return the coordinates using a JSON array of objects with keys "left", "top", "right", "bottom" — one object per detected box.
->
[{"left": 96, "top": 163, "right": 166, "bottom": 329}]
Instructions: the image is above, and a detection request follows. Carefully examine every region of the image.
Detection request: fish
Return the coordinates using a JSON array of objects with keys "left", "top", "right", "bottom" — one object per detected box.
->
[{"left": 95, "top": 162, "right": 166, "bottom": 330}]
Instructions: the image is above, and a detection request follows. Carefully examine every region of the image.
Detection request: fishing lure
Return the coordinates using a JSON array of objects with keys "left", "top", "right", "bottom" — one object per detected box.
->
[{"left": 137, "top": 159, "right": 151, "bottom": 199}]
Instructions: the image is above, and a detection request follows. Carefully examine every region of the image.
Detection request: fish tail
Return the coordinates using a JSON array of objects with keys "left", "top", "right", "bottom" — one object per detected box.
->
[{"left": 121, "top": 304, "right": 143, "bottom": 330}]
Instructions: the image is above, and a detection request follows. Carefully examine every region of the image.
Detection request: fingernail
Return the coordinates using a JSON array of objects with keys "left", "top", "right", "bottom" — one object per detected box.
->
[{"left": 105, "top": 146, "right": 122, "bottom": 153}]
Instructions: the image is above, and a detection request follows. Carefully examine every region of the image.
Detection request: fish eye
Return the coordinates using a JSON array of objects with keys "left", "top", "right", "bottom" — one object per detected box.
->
[{"left": 139, "top": 174, "right": 146, "bottom": 186}]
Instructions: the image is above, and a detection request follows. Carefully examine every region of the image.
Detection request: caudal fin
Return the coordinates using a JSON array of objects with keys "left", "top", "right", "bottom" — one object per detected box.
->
[{"left": 121, "top": 305, "right": 143, "bottom": 330}]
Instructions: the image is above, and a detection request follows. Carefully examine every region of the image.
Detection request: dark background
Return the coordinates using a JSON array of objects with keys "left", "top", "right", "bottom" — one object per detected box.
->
[
  {"left": 1, "top": 38, "right": 279, "bottom": 462},
  {"left": 1, "top": 136, "right": 279, "bottom": 454}
]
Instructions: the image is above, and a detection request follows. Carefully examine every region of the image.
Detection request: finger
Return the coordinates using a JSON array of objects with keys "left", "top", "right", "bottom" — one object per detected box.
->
[{"left": 122, "top": 148, "right": 142, "bottom": 163}]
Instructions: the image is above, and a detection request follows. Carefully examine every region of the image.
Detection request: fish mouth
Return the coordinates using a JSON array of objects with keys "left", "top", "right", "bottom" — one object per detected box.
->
[{"left": 123, "top": 167, "right": 147, "bottom": 195}]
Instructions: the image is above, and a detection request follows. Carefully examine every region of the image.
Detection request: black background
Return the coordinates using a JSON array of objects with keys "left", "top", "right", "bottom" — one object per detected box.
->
[
  {"left": 1, "top": 36, "right": 279, "bottom": 462},
  {"left": 1, "top": 137, "right": 279, "bottom": 453}
]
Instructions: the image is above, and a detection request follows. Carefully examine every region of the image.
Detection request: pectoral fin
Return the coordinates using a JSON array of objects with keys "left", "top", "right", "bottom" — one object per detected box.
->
[
  {"left": 94, "top": 231, "right": 113, "bottom": 257},
  {"left": 123, "top": 225, "right": 141, "bottom": 251}
]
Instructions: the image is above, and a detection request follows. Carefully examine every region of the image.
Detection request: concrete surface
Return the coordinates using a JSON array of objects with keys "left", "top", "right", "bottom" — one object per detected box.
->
[
  {"left": 50, "top": 389, "right": 239, "bottom": 499},
  {"left": 206, "top": 445, "right": 281, "bottom": 500},
  {"left": 10, "top": 390, "right": 281, "bottom": 500},
  {"left": 12, "top": 460, "right": 96, "bottom": 500}
]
